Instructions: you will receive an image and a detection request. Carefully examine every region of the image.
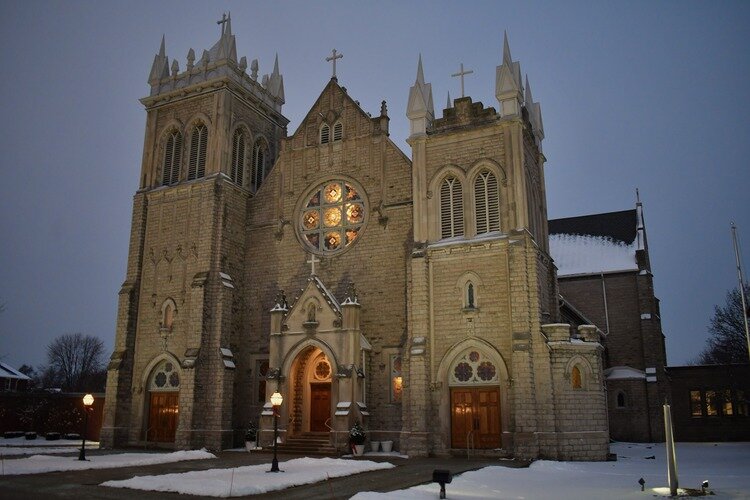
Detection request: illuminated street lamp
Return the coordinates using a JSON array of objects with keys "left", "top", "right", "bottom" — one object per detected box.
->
[
  {"left": 78, "top": 393, "right": 94, "bottom": 461},
  {"left": 268, "top": 391, "right": 283, "bottom": 473}
]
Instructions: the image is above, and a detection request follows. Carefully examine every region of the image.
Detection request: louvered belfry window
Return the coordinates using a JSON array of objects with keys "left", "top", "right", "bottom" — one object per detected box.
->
[
  {"left": 440, "top": 176, "right": 464, "bottom": 239},
  {"left": 320, "top": 123, "right": 330, "bottom": 144},
  {"left": 162, "top": 130, "right": 182, "bottom": 186},
  {"left": 187, "top": 123, "right": 208, "bottom": 180},
  {"left": 251, "top": 139, "right": 267, "bottom": 192},
  {"left": 474, "top": 171, "right": 500, "bottom": 234},
  {"left": 230, "top": 129, "right": 245, "bottom": 186},
  {"left": 333, "top": 122, "right": 343, "bottom": 141}
]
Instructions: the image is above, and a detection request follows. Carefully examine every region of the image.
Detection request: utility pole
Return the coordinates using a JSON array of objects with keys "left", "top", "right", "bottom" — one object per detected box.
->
[{"left": 731, "top": 222, "right": 750, "bottom": 361}]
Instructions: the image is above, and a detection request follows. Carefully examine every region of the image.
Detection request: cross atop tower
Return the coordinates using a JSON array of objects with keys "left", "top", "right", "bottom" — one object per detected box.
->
[
  {"left": 326, "top": 49, "right": 343, "bottom": 79},
  {"left": 451, "top": 63, "right": 474, "bottom": 98},
  {"left": 307, "top": 254, "right": 321, "bottom": 276},
  {"left": 217, "top": 13, "right": 229, "bottom": 35}
]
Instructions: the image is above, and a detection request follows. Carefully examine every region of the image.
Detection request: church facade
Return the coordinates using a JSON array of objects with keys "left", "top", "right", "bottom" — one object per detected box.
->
[{"left": 101, "top": 18, "right": 610, "bottom": 460}]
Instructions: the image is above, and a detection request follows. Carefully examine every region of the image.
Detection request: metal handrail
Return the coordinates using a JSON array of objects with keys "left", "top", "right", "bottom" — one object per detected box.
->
[
  {"left": 324, "top": 417, "right": 332, "bottom": 431},
  {"left": 466, "top": 430, "right": 475, "bottom": 459}
]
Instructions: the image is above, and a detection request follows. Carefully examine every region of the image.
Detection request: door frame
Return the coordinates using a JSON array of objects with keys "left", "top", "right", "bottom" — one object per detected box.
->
[
  {"left": 147, "top": 391, "right": 179, "bottom": 442},
  {"left": 450, "top": 386, "right": 501, "bottom": 449}
]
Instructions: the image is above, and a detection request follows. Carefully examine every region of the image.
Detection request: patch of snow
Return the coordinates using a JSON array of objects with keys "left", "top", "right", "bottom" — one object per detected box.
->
[
  {"left": 102, "top": 457, "right": 394, "bottom": 497},
  {"left": 352, "top": 442, "right": 750, "bottom": 499},
  {"left": 605, "top": 366, "right": 646, "bottom": 380},
  {"left": 641, "top": 313, "right": 652, "bottom": 320},
  {"left": 1, "top": 449, "right": 215, "bottom": 476},
  {"left": 0, "top": 438, "right": 98, "bottom": 448},
  {"left": 550, "top": 234, "right": 638, "bottom": 276}
]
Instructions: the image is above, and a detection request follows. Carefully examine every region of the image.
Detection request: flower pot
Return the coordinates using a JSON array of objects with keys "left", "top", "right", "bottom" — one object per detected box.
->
[
  {"left": 381, "top": 440, "right": 393, "bottom": 453},
  {"left": 354, "top": 444, "right": 365, "bottom": 456},
  {"left": 245, "top": 441, "right": 257, "bottom": 452},
  {"left": 370, "top": 441, "right": 381, "bottom": 452}
]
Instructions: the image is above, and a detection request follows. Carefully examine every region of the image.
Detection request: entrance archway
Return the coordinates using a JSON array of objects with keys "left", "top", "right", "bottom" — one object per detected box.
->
[
  {"left": 448, "top": 349, "right": 501, "bottom": 449},
  {"left": 146, "top": 359, "right": 180, "bottom": 442},
  {"left": 290, "top": 346, "right": 333, "bottom": 434}
]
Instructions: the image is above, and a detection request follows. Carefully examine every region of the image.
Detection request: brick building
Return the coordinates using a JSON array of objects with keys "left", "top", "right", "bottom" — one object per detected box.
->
[
  {"left": 548, "top": 206, "right": 671, "bottom": 442},
  {"left": 102, "top": 18, "right": 611, "bottom": 460}
]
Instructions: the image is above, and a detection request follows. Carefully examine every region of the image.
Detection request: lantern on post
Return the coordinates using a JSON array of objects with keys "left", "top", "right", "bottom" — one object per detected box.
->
[
  {"left": 78, "top": 394, "right": 94, "bottom": 461},
  {"left": 268, "top": 391, "right": 284, "bottom": 473}
]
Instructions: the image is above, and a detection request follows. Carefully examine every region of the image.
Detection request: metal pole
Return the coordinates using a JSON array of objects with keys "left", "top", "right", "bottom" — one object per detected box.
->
[
  {"left": 78, "top": 408, "right": 88, "bottom": 461},
  {"left": 731, "top": 223, "right": 750, "bottom": 362},
  {"left": 269, "top": 405, "right": 280, "bottom": 472},
  {"left": 663, "top": 402, "right": 678, "bottom": 495}
]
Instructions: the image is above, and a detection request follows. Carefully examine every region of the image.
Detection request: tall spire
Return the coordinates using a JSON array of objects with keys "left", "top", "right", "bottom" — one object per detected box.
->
[
  {"left": 148, "top": 35, "right": 170, "bottom": 84},
  {"left": 523, "top": 75, "right": 544, "bottom": 148},
  {"left": 446, "top": 91, "right": 452, "bottom": 109},
  {"left": 407, "top": 55, "right": 434, "bottom": 137},
  {"left": 495, "top": 31, "right": 523, "bottom": 117}
]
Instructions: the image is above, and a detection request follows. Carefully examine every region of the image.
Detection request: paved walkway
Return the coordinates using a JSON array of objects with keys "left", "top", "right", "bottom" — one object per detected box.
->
[{"left": 0, "top": 449, "right": 528, "bottom": 499}]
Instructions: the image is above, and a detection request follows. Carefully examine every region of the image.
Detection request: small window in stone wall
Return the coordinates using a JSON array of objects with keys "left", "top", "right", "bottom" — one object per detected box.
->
[
  {"left": 616, "top": 391, "right": 627, "bottom": 408},
  {"left": 571, "top": 365, "right": 582, "bottom": 389},
  {"left": 257, "top": 359, "right": 269, "bottom": 404},
  {"left": 466, "top": 283, "right": 476, "bottom": 309},
  {"left": 737, "top": 390, "right": 748, "bottom": 416},
  {"left": 390, "top": 354, "right": 402, "bottom": 402}
]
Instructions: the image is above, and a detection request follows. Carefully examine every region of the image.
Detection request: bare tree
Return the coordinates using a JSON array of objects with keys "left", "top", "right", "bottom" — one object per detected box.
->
[
  {"left": 44, "top": 333, "right": 105, "bottom": 392},
  {"left": 696, "top": 285, "right": 750, "bottom": 364}
]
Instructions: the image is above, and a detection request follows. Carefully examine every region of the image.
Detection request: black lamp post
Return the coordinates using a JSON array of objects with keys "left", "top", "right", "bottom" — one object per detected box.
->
[
  {"left": 78, "top": 393, "right": 94, "bottom": 461},
  {"left": 268, "top": 391, "right": 283, "bottom": 473}
]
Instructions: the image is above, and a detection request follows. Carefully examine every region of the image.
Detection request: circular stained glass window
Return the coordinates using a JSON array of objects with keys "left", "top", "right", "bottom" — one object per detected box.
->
[
  {"left": 154, "top": 372, "right": 167, "bottom": 387},
  {"left": 150, "top": 360, "right": 181, "bottom": 391},
  {"left": 314, "top": 360, "right": 331, "bottom": 380},
  {"left": 454, "top": 362, "right": 473, "bottom": 382},
  {"left": 299, "top": 180, "right": 366, "bottom": 255}
]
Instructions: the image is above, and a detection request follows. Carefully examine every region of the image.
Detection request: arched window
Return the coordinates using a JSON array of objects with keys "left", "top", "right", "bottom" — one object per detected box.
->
[
  {"left": 333, "top": 122, "right": 343, "bottom": 141},
  {"left": 571, "top": 365, "right": 582, "bottom": 389},
  {"left": 149, "top": 359, "right": 181, "bottom": 391},
  {"left": 474, "top": 171, "right": 500, "bottom": 234},
  {"left": 320, "top": 123, "right": 330, "bottom": 144},
  {"left": 161, "top": 130, "right": 182, "bottom": 186},
  {"left": 616, "top": 391, "right": 627, "bottom": 408},
  {"left": 440, "top": 176, "right": 464, "bottom": 238},
  {"left": 163, "top": 303, "right": 174, "bottom": 329},
  {"left": 230, "top": 129, "right": 246, "bottom": 186},
  {"left": 187, "top": 123, "right": 208, "bottom": 180},
  {"left": 251, "top": 139, "right": 268, "bottom": 192},
  {"left": 449, "top": 350, "right": 499, "bottom": 385},
  {"left": 466, "top": 283, "right": 476, "bottom": 309}
]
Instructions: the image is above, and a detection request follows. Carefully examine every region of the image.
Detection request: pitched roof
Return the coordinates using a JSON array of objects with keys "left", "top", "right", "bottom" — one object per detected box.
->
[
  {"left": 0, "top": 361, "right": 31, "bottom": 380},
  {"left": 548, "top": 209, "right": 637, "bottom": 244}
]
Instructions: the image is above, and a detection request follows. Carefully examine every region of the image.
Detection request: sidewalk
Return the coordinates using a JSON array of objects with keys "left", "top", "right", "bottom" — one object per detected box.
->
[{"left": 0, "top": 449, "right": 528, "bottom": 499}]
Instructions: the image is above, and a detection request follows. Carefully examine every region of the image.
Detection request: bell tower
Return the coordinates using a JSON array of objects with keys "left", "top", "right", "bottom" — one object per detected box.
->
[{"left": 101, "top": 14, "right": 289, "bottom": 450}]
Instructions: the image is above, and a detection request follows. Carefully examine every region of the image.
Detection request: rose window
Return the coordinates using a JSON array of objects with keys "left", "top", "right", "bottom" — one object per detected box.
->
[
  {"left": 299, "top": 181, "right": 366, "bottom": 254},
  {"left": 150, "top": 360, "right": 181, "bottom": 391},
  {"left": 449, "top": 350, "right": 499, "bottom": 385},
  {"left": 314, "top": 360, "right": 331, "bottom": 380}
]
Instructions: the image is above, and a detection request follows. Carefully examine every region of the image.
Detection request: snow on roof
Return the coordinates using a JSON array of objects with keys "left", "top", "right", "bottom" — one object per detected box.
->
[
  {"left": 549, "top": 233, "right": 638, "bottom": 276},
  {"left": 0, "top": 361, "right": 31, "bottom": 380},
  {"left": 604, "top": 366, "right": 646, "bottom": 380}
]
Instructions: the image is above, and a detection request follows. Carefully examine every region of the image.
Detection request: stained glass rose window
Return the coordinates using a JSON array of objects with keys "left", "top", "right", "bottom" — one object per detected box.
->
[
  {"left": 454, "top": 362, "right": 473, "bottom": 382},
  {"left": 299, "top": 180, "right": 366, "bottom": 254},
  {"left": 450, "top": 350, "right": 499, "bottom": 385},
  {"left": 150, "top": 360, "right": 181, "bottom": 391}
]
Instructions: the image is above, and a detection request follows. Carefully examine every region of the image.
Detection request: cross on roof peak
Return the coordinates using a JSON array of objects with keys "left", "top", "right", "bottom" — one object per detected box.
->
[
  {"left": 217, "top": 13, "right": 229, "bottom": 35},
  {"left": 326, "top": 49, "right": 343, "bottom": 79},
  {"left": 307, "top": 254, "right": 321, "bottom": 276},
  {"left": 451, "top": 63, "right": 474, "bottom": 98}
]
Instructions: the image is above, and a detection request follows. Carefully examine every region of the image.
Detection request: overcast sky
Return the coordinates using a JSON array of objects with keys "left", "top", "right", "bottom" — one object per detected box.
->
[{"left": 1, "top": 1, "right": 748, "bottom": 370}]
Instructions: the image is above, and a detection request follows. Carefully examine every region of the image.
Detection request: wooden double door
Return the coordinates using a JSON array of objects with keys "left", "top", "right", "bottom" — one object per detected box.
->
[
  {"left": 451, "top": 387, "right": 501, "bottom": 449},
  {"left": 148, "top": 392, "right": 179, "bottom": 442}
]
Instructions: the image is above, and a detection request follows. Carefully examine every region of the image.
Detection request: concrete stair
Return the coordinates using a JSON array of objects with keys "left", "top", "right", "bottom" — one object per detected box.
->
[{"left": 275, "top": 432, "right": 338, "bottom": 456}]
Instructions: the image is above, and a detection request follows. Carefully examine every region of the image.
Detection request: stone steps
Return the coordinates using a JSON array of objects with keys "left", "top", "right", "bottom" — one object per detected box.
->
[{"left": 275, "top": 432, "right": 338, "bottom": 456}]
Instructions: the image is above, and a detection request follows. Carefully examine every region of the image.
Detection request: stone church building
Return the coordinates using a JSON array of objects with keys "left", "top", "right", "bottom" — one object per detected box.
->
[{"left": 101, "top": 18, "right": 632, "bottom": 460}]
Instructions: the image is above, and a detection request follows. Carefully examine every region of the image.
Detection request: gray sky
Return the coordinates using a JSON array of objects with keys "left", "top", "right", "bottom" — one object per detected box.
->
[{"left": 1, "top": 1, "right": 748, "bottom": 370}]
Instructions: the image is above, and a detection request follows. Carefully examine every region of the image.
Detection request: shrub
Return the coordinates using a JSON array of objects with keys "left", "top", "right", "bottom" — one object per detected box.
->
[{"left": 349, "top": 421, "right": 366, "bottom": 445}]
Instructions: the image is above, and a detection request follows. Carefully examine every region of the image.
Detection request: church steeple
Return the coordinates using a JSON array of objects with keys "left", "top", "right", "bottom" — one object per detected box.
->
[
  {"left": 524, "top": 75, "right": 544, "bottom": 148},
  {"left": 495, "top": 32, "right": 523, "bottom": 117},
  {"left": 407, "top": 55, "right": 434, "bottom": 137}
]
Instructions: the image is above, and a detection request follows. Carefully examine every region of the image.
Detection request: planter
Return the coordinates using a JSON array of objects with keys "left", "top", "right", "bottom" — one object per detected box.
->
[
  {"left": 370, "top": 441, "right": 381, "bottom": 452},
  {"left": 381, "top": 440, "right": 393, "bottom": 453},
  {"left": 245, "top": 441, "right": 257, "bottom": 452},
  {"left": 353, "top": 444, "right": 365, "bottom": 456}
]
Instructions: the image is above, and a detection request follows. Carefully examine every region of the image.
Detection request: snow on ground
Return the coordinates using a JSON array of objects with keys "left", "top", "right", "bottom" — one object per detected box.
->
[
  {"left": 0, "top": 437, "right": 100, "bottom": 456},
  {"left": 102, "top": 457, "right": 394, "bottom": 497},
  {"left": 353, "top": 442, "right": 750, "bottom": 500},
  {"left": 0, "top": 449, "right": 215, "bottom": 476}
]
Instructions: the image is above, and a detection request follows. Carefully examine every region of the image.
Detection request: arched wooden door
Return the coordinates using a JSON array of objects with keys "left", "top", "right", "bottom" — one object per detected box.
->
[{"left": 146, "top": 359, "right": 181, "bottom": 442}]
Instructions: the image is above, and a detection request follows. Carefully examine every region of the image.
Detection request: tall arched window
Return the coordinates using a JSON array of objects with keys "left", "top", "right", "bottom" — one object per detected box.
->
[
  {"left": 251, "top": 139, "right": 268, "bottom": 192},
  {"left": 333, "top": 122, "right": 343, "bottom": 141},
  {"left": 187, "top": 123, "right": 208, "bottom": 180},
  {"left": 571, "top": 365, "right": 582, "bottom": 389},
  {"left": 474, "top": 170, "right": 500, "bottom": 234},
  {"left": 161, "top": 130, "right": 182, "bottom": 186},
  {"left": 230, "top": 129, "right": 246, "bottom": 186},
  {"left": 466, "top": 283, "right": 476, "bottom": 309},
  {"left": 616, "top": 391, "right": 627, "bottom": 408},
  {"left": 440, "top": 176, "right": 464, "bottom": 239},
  {"left": 320, "top": 123, "right": 330, "bottom": 144}
]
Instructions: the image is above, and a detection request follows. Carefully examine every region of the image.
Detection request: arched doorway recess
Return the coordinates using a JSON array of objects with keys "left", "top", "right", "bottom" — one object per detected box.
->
[{"left": 146, "top": 359, "right": 181, "bottom": 442}]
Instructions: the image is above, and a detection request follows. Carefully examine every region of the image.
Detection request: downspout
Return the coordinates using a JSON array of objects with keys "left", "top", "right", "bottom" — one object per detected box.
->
[{"left": 600, "top": 272, "right": 610, "bottom": 336}]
